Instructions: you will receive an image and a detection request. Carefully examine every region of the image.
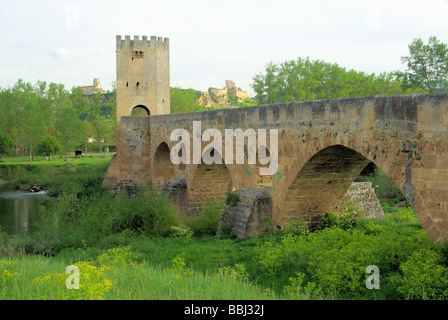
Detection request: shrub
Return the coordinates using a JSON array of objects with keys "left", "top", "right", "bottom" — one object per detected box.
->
[
  {"left": 217, "top": 264, "right": 249, "bottom": 282},
  {"left": 186, "top": 199, "right": 223, "bottom": 237},
  {"left": 96, "top": 246, "right": 142, "bottom": 267},
  {"left": 318, "top": 201, "right": 362, "bottom": 231},
  {"left": 282, "top": 272, "right": 317, "bottom": 299},
  {"left": 393, "top": 249, "right": 448, "bottom": 299},
  {"left": 36, "top": 135, "right": 61, "bottom": 159},
  {"left": 225, "top": 192, "right": 240, "bottom": 207},
  {"left": 29, "top": 183, "right": 181, "bottom": 254},
  {"left": 32, "top": 261, "right": 113, "bottom": 300},
  {"left": 129, "top": 186, "right": 181, "bottom": 237},
  {"left": 255, "top": 241, "right": 284, "bottom": 277},
  {"left": 281, "top": 217, "right": 309, "bottom": 237}
]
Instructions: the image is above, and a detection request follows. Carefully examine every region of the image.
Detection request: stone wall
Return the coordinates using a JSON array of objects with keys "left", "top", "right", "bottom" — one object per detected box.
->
[
  {"left": 116, "top": 35, "right": 170, "bottom": 130},
  {"left": 162, "top": 178, "right": 189, "bottom": 221},
  {"left": 341, "top": 182, "right": 384, "bottom": 219},
  {"left": 217, "top": 188, "right": 273, "bottom": 238},
  {"left": 218, "top": 182, "right": 383, "bottom": 239}
]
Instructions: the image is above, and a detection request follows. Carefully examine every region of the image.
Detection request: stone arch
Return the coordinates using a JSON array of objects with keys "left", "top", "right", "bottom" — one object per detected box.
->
[
  {"left": 188, "top": 147, "right": 234, "bottom": 217},
  {"left": 277, "top": 144, "right": 372, "bottom": 230},
  {"left": 152, "top": 142, "right": 176, "bottom": 187},
  {"left": 131, "top": 104, "right": 150, "bottom": 116}
]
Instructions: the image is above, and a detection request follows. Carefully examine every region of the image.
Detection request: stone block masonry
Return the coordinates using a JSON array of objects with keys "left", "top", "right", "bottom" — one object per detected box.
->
[
  {"left": 104, "top": 35, "right": 448, "bottom": 242},
  {"left": 341, "top": 182, "right": 384, "bottom": 219},
  {"left": 105, "top": 94, "right": 448, "bottom": 242},
  {"left": 217, "top": 188, "right": 273, "bottom": 239}
]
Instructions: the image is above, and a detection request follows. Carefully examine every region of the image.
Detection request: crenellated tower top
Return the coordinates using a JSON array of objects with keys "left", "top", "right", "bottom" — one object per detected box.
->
[
  {"left": 115, "top": 34, "right": 170, "bottom": 128},
  {"left": 116, "top": 35, "right": 169, "bottom": 49}
]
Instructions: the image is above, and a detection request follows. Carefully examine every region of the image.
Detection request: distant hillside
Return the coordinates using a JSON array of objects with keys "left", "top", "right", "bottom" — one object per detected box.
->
[
  {"left": 195, "top": 80, "right": 257, "bottom": 108},
  {"left": 170, "top": 81, "right": 257, "bottom": 114}
]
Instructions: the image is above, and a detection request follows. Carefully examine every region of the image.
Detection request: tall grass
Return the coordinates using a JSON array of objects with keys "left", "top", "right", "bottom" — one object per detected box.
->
[
  {"left": 2, "top": 204, "right": 448, "bottom": 300},
  {"left": 0, "top": 248, "right": 284, "bottom": 300},
  {"left": 2, "top": 157, "right": 448, "bottom": 300}
]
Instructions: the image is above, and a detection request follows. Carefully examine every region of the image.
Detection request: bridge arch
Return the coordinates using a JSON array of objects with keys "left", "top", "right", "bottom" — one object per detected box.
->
[
  {"left": 188, "top": 147, "right": 235, "bottom": 217},
  {"left": 275, "top": 134, "right": 437, "bottom": 239},
  {"left": 277, "top": 144, "right": 371, "bottom": 230},
  {"left": 131, "top": 104, "right": 150, "bottom": 116},
  {"left": 152, "top": 142, "right": 176, "bottom": 187}
]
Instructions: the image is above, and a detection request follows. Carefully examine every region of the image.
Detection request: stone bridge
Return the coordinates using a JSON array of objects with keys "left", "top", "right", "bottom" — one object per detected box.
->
[{"left": 103, "top": 94, "right": 448, "bottom": 242}]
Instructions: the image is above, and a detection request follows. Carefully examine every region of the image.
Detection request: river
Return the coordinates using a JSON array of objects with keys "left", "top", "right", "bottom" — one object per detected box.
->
[{"left": 0, "top": 188, "right": 47, "bottom": 236}]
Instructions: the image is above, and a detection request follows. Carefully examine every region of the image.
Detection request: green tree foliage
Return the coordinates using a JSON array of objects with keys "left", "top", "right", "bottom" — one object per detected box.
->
[
  {"left": 56, "top": 104, "right": 84, "bottom": 166},
  {"left": 88, "top": 88, "right": 107, "bottom": 152},
  {"left": 0, "top": 79, "right": 116, "bottom": 161},
  {"left": 251, "top": 57, "right": 419, "bottom": 105},
  {"left": 170, "top": 87, "right": 203, "bottom": 113},
  {"left": 0, "top": 133, "right": 14, "bottom": 161},
  {"left": 396, "top": 36, "right": 448, "bottom": 94},
  {"left": 36, "top": 135, "right": 61, "bottom": 160},
  {"left": 13, "top": 80, "right": 54, "bottom": 166}
]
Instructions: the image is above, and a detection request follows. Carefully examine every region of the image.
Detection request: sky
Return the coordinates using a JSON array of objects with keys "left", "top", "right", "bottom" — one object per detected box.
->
[{"left": 1, "top": 0, "right": 448, "bottom": 97}]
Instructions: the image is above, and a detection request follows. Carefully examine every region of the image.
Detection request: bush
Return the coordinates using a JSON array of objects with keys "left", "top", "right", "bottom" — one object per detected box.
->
[
  {"left": 318, "top": 201, "right": 362, "bottom": 231},
  {"left": 36, "top": 135, "right": 61, "bottom": 159},
  {"left": 32, "top": 261, "right": 113, "bottom": 300},
  {"left": 392, "top": 249, "right": 448, "bottom": 299},
  {"left": 225, "top": 192, "right": 239, "bottom": 207},
  {"left": 29, "top": 183, "right": 181, "bottom": 255},
  {"left": 186, "top": 199, "right": 224, "bottom": 237}
]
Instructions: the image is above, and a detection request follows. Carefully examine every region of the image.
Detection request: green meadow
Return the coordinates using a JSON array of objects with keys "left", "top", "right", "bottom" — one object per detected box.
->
[{"left": 1, "top": 156, "right": 448, "bottom": 300}]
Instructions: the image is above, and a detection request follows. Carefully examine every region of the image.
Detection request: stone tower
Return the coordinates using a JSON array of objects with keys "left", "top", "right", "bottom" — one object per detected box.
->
[{"left": 115, "top": 35, "right": 170, "bottom": 127}]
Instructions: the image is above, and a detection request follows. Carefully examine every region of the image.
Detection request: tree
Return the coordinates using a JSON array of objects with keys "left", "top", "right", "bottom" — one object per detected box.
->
[
  {"left": 251, "top": 57, "right": 413, "bottom": 105},
  {"left": 0, "top": 133, "right": 14, "bottom": 161},
  {"left": 56, "top": 104, "right": 83, "bottom": 166},
  {"left": 88, "top": 88, "right": 108, "bottom": 152},
  {"left": 170, "top": 87, "right": 203, "bottom": 113},
  {"left": 36, "top": 134, "right": 61, "bottom": 160},
  {"left": 14, "top": 79, "right": 50, "bottom": 166},
  {"left": 397, "top": 36, "right": 448, "bottom": 94}
]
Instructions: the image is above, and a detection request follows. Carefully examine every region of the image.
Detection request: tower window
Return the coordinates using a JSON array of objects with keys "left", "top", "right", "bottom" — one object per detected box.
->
[{"left": 132, "top": 51, "right": 144, "bottom": 58}]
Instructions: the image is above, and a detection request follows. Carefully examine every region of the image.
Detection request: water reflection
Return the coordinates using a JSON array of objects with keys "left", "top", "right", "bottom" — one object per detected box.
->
[{"left": 0, "top": 190, "right": 46, "bottom": 236}]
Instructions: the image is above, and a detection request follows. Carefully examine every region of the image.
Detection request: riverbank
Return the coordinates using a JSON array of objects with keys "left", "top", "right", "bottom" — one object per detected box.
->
[{"left": 0, "top": 155, "right": 113, "bottom": 195}]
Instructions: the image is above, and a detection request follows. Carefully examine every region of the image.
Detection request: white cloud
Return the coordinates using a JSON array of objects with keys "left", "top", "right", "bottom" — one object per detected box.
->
[
  {"left": 50, "top": 48, "right": 75, "bottom": 61},
  {"left": 1, "top": 0, "right": 448, "bottom": 94}
]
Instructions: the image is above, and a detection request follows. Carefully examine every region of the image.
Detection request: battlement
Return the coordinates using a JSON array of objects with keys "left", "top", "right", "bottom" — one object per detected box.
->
[{"left": 116, "top": 35, "right": 169, "bottom": 50}]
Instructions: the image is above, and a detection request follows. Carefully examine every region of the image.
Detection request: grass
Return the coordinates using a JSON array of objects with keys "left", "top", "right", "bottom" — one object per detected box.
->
[
  {"left": 0, "top": 253, "right": 283, "bottom": 300},
  {"left": 0, "top": 154, "right": 113, "bottom": 168},
  {"left": 1, "top": 198, "right": 445, "bottom": 300},
  {"left": 0, "top": 155, "right": 113, "bottom": 195},
  {"left": 1, "top": 159, "right": 448, "bottom": 300}
]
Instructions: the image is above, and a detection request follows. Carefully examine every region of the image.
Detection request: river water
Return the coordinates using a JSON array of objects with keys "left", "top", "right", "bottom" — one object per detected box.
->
[{"left": 0, "top": 188, "right": 47, "bottom": 236}]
